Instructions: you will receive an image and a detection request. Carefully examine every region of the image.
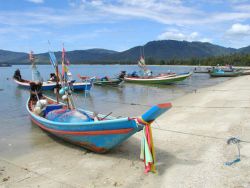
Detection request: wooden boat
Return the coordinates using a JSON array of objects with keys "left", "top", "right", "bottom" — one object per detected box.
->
[
  {"left": 79, "top": 72, "right": 126, "bottom": 87},
  {"left": 27, "top": 44, "right": 171, "bottom": 172},
  {"left": 124, "top": 72, "right": 192, "bottom": 84},
  {"left": 93, "top": 78, "right": 123, "bottom": 87},
  {"left": 194, "top": 67, "right": 212, "bottom": 73},
  {"left": 27, "top": 91, "right": 171, "bottom": 153},
  {"left": 210, "top": 69, "right": 242, "bottom": 77},
  {"left": 13, "top": 77, "right": 92, "bottom": 91},
  {"left": 13, "top": 70, "right": 92, "bottom": 91},
  {"left": 194, "top": 70, "right": 210, "bottom": 73},
  {"left": 14, "top": 78, "right": 58, "bottom": 90}
]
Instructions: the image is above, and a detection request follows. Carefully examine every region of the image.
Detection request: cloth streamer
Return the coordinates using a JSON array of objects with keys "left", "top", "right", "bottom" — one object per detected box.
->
[{"left": 139, "top": 117, "right": 156, "bottom": 173}]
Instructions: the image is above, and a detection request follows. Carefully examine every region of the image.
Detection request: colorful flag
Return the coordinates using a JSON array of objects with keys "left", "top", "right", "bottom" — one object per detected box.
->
[
  {"left": 139, "top": 56, "right": 145, "bottom": 65},
  {"left": 61, "top": 47, "right": 69, "bottom": 79},
  {"left": 49, "top": 52, "right": 57, "bottom": 68},
  {"left": 62, "top": 62, "right": 69, "bottom": 78}
]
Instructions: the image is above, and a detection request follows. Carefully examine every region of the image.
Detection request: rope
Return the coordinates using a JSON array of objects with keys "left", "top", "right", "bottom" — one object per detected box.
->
[
  {"left": 77, "top": 97, "right": 250, "bottom": 110},
  {"left": 225, "top": 137, "right": 241, "bottom": 166},
  {"left": 152, "top": 125, "right": 250, "bottom": 144}
]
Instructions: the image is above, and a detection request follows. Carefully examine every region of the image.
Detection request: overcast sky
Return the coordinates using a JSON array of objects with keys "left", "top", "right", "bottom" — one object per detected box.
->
[{"left": 0, "top": 0, "right": 250, "bottom": 52}]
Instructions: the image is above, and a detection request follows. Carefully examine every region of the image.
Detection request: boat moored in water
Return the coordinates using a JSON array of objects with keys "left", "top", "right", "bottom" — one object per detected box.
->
[
  {"left": 210, "top": 69, "right": 242, "bottom": 77},
  {"left": 124, "top": 72, "right": 192, "bottom": 84},
  {"left": 13, "top": 73, "right": 92, "bottom": 91}
]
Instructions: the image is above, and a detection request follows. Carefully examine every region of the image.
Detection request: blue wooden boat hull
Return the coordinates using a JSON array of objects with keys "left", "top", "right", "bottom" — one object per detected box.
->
[
  {"left": 71, "top": 83, "right": 92, "bottom": 91},
  {"left": 14, "top": 78, "right": 92, "bottom": 91},
  {"left": 27, "top": 96, "right": 171, "bottom": 153}
]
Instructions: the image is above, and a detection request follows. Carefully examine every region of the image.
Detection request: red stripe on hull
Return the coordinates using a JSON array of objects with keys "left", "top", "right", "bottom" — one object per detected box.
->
[
  {"left": 30, "top": 116, "right": 134, "bottom": 136},
  {"left": 157, "top": 103, "right": 172, "bottom": 108}
]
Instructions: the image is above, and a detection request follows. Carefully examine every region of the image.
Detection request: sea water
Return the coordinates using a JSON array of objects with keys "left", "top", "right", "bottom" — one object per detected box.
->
[{"left": 0, "top": 64, "right": 229, "bottom": 158}]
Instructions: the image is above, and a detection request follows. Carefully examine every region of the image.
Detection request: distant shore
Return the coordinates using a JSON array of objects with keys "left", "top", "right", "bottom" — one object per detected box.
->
[{"left": 3, "top": 63, "right": 250, "bottom": 68}]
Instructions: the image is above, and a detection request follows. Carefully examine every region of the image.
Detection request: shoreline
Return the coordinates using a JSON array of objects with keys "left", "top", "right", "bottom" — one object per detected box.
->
[
  {"left": 1, "top": 76, "right": 250, "bottom": 187},
  {"left": 7, "top": 64, "right": 250, "bottom": 68}
]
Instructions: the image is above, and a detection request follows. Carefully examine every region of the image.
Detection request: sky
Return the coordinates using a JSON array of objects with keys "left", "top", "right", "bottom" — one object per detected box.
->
[{"left": 0, "top": 0, "right": 250, "bottom": 53}]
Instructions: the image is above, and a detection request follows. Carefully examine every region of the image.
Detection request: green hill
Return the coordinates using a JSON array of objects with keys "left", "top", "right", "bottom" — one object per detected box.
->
[{"left": 1, "top": 40, "right": 249, "bottom": 64}]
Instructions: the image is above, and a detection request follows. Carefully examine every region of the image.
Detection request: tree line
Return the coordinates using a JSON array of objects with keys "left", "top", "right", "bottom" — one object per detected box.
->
[
  {"left": 6, "top": 52, "right": 250, "bottom": 66},
  {"left": 145, "top": 53, "right": 250, "bottom": 66}
]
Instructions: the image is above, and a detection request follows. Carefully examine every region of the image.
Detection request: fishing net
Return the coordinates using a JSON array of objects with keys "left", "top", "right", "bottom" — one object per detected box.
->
[{"left": 46, "top": 108, "right": 93, "bottom": 123}]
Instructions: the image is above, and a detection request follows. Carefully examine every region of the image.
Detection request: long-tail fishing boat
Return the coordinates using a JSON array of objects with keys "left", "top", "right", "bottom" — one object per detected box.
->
[
  {"left": 26, "top": 45, "right": 172, "bottom": 173},
  {"left": 124, "top": 71, "right": 192, "bottom": 84},
  {"left": 194, "top": 66, "right": 212, "bottom": 73},
  {"left": 124, "top": 55, "right": 191, "bottom": 84},
  {"left": 13, "top": 51, "right": 92, "bottom": 91},
  {"left": 78, "top": 71, "right": 126, "bottom": 87},
  {"left": 93, "top": 77, "right": 123, "bottom": 86},
  {"left": 210, "top": 69, "right": 242, "bottom": 77}
]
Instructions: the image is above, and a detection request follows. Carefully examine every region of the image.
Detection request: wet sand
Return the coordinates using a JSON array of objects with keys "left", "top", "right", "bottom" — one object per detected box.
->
[{"left": 1, "top": 75, "right": 250, "bottom": 187}]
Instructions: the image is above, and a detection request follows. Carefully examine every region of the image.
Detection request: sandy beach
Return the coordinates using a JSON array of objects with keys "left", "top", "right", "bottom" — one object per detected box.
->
[{"left": 1, "top": 75, "right": 250, "bottom": 188}]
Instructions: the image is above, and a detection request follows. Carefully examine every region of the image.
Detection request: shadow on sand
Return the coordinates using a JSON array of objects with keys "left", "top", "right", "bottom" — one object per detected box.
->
[{"left": 30, "top": 121, "right": 201, "bottom": 175}]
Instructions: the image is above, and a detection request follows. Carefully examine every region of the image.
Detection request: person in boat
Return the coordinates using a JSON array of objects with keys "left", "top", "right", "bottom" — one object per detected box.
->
[
  {"left": 101, "top": 76, "right": 109, "bottom": 81},
  {"left": 30, "top": 82, "right": 43, "bottom": 101},
  {"left": 48, "top": 73, "right": 57, "bottom": 82},
  {"left": 131, "top": 71, "right": 138, "bottom": 77},
  {"left": 229, "top": 64, "right": 233, "bottom": 70},
  {"left": 118, "top": 71, "right": 126, "bottom": 79},
  {"left": 150, "top": 70, "right": 153, "bottom": 76},
  {"left": 13, "top": 69, "right": 23, "bottom": 81}
]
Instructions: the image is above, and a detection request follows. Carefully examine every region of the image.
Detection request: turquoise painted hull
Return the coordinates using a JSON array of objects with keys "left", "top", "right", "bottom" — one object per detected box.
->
[
  {"left": 27, "top": 96, "right": 171, "bottom": 153},
  {"left": 210, "top": 71, "right": 242, "bottom": 77}
]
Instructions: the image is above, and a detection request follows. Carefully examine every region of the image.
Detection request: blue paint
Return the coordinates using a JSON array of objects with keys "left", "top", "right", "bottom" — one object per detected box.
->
[
  {"left": 15, "top": 79, "right": 92, "bottom": 91},
  {"left": 26, "top": 97, "right": 172, "bottom": 152},
  {"left": 225, "top": 158, "right": 240, "bottom": 166},
  {"left": 142, "top": 104, "right": 171, "bottom": 122}
]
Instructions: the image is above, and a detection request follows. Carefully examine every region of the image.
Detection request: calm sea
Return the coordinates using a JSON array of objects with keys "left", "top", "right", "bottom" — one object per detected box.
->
[{"left": 0, "top": 65, "right": 229, "bottom": 158}]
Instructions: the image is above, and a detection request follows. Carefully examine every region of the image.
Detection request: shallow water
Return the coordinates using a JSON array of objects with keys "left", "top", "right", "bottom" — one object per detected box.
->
[{"left": 0, "top": 65, "right": 229, "bottom": 158}]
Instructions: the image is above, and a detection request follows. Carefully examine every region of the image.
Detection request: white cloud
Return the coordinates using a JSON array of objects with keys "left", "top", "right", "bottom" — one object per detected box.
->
[
  {"left": 0, "top": 1, "right": 249, "bottom": 27},
  {"left": 227, "top": 23, "right": 250, "bottom": 35},
  {"left": 223, "top": 23, "right": 250, "bottom": 48},
  {"left": 157, "top": 30, "right": 212, "bottom": 43},
  {"left": 158, "top": 30, "right": 197, "bottom": 41},
  {"left": 200, "top": 38, "right": 212, "bottom": 42},
  {"left": 233, "top": 4, "right": 250, "bottom": 11},
  {"left": 0, "top": 0, "right": 250, "bottom": 49},
  {"left": 26, "top": 0, "right": 44, "bottom": 3}
]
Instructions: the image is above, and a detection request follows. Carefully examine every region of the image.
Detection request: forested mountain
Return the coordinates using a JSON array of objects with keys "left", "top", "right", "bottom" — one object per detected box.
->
[{"left": 0, "top": 40, "right": 249, "bottom": 65}]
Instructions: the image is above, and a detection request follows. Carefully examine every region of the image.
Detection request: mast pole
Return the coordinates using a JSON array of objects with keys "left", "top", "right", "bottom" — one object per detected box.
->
[{"left": 55, "top": 65, "right": 59, "bottom": 103}]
